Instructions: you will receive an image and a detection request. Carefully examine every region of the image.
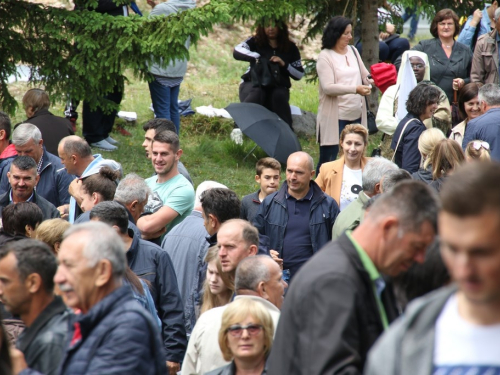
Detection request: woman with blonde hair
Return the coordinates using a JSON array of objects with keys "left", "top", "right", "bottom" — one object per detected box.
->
[
  {"left": 316, "top": 124, "right": 369, "bottom": 211},
  {"left": 464, "top": 140, "right": 491, "bottom": 162},
  {"left": 429, "top": 139, "right": 465, "bottom": 192},
  {"left": 200, "top": 246, "right": 233, "bottom": 315},
  {"left": 206, "top": 298, "right": 275, "bottom": 375},
  {"left": 412, "top": 128, "right": 446, "bottom": 184},
  {"left": 35, "top": 218, "right": 71, "bottom": 254}
]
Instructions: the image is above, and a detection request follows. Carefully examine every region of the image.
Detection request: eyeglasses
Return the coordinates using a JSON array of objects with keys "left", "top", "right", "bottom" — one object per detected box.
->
[
  {"left": 227, "top": 324, "right": 263, "bottom": 337},
  {"left": 411, "top": 64, "right": 425, "bottom": 69},
  {"left": 472, "top": 141, "right": 490, "bottom": 150}
]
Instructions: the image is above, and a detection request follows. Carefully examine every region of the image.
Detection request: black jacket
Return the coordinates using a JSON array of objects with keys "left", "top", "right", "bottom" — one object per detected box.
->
[
  {"left": 16, "top": 296, "right": 72, "bottom": 375},
  {"left": 23, "top": 109, "right": 74, "bottom": 155},
  {"left": 411, "top": 166, "right": 433, "bottom": 185},
  {"left": 391, "top": 113, "right": 426, "bottom": 174},
  {"left": 267, "top": 233, "right": 399, "bottom": 375},
  {"left": 0, "top": 190, "right": 60, "bottom": 221},
  {"left": 127, "top": 230, "right": 187, "bottom": 363}
]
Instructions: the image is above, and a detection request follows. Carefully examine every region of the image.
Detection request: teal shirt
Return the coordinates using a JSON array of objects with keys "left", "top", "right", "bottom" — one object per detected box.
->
[
  {"left": 346, "top": 231, "right": 389, "bottom": 329},
  {"left": 145, "top": 173, "right": 195, "bottom": 233}
]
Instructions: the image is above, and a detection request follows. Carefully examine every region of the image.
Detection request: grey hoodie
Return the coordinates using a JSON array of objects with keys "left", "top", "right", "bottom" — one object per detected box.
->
[
  {"left": 364, "top": 286, "right": 457, "bottom": 375},
  {"left": 148, "top": 0, "right": 196, "bottom": 78}
]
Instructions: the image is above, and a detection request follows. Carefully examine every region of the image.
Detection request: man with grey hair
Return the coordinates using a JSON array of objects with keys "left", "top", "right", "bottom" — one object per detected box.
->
[
  {"left": 161, "top": 180, "right": 228, "bottom": 335},
  {"left": 0, "top": 123, "right": 74, "bottom": 209},
  {"left": 380, "top": 168, "right": 412, "bottom": 193},
  {"left": 114, "top": 173, "right": 152, "bottom": 224},
  {"left": 254, "top": 151, "right": 339, "bottom": 282},
  {"left": 268, "top": 180, "right": 440, "bottom": 375},
  {"left": 182, "top": 255, "right": 283, "bottom": 375},
  {"left": 12, "top": 222, "right": 166, "bottom": 374},
  {"left": 332, "top": 157, "right": 398, "bottom": 239},
  {"left": 471, "top": 7, "right": 500, "bottom": 85},
  {"left": 462, "top": 83, "right": 500, "bottom": 160}
]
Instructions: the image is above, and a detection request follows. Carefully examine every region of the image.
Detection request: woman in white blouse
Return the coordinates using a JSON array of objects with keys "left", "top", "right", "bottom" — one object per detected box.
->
[{"left": 316, "top": 16, "right": 373, "bottom": 173}]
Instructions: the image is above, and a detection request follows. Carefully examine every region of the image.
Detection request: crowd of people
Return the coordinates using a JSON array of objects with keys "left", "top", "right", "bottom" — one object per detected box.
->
[{"left": 1, "top": 1, "right": 500, "bottom": 375}]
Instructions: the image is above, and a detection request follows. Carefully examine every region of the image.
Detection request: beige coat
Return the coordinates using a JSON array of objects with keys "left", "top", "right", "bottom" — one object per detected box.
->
[
  {"left": 316, "top": 47, "right": 371, "bottom": 146},
  {"left": 315, "top": 156, "right": 370, "bottom": 205}
]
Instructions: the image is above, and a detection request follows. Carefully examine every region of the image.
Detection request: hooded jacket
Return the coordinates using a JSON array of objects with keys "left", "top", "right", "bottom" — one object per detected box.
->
[{"left": 147, "top": 0, "right": 196, "bottom": 78}]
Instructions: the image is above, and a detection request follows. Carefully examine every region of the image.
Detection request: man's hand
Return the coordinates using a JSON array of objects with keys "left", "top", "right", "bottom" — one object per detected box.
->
[
  {"left": 167, "top": 361, "right": 180, "bottom": 375},
  {"left": 57, "top": 204, "right": 70, "bottom": 220},
  {"left": 470, "top": 9, "right": 482, "bottom": 27},
  {"left": 68, "top": 178, "right": 83, "bottom": 205},
  {"left": 270, "top": 250, "right": 283, "bottom": 269},
  {"left": 10, "top": 347, "right": 27, "bottom": 375}
]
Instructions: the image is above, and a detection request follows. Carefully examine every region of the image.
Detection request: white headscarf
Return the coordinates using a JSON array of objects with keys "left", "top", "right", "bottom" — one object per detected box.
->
[{"left": 397, "top": 51, "right": 431, "bottom": 122}]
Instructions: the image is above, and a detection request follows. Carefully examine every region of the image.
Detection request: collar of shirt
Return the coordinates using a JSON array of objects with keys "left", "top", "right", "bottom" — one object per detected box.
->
[
  {"left": 346, "top": 230, "right": 385, "bottom": 297},
  {"left": 37, "top": 154, "right": 44, "bottom": 175},
  {"left": 9, "top": 190, "right": 34, "bottom": 204},
  {"left": 285, "top": 184, "right": 314, "bottom": 201}
]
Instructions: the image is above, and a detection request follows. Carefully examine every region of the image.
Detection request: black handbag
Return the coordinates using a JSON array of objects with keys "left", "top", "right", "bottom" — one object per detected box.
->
[
  {"left": 251, "top": 57, "right": 280, "bottom": 88},
  {"left": 365, "top": 97, "right": 378, "bottom": 135}
]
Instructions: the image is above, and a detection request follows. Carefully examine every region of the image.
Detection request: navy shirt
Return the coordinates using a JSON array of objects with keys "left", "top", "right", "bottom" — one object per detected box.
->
[{"left": 282, "top": 187, "right": 314, "bottom": 280}]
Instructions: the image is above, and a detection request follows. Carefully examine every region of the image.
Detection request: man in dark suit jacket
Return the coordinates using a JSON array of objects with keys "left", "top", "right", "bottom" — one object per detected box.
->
[{"left": 267, "top": 180, "right": 439, "bottom": 375}]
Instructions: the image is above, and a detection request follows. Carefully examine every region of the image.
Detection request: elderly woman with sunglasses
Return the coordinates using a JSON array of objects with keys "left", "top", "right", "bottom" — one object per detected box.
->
[{"left": 206, "top": 298, "right": 275, "bottom": 375}]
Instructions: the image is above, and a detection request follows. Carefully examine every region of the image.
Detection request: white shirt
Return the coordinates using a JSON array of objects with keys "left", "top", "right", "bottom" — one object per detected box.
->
[
  {"left": 433, "top": 294, "right": 500, "bottom": 374},
  {"left": 181, "top": 295, "right": 280, "bottom": 375},
  {"left": 339, "top": 165, "right": 362, "bottom": 211}
]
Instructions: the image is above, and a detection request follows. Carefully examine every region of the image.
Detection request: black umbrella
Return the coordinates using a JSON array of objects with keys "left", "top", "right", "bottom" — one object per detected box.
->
[{"left": 225, "top": 103, "right": 302, "bottom": 164}]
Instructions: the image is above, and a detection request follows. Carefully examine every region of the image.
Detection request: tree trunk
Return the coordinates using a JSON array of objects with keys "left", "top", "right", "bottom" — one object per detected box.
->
[{"left": 360, "top": 0, "right": 380, "bottom": 112}]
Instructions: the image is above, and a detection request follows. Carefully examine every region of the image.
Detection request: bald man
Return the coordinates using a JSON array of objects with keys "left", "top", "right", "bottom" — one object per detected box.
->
[{"left": 254, "top": 151, "right": 339, "bottom": 282}]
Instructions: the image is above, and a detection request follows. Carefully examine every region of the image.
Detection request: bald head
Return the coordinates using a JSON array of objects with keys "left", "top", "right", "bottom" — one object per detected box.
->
[
  {"left": 286, "top": 152, "right": 315, "bottom": 199},
  {"left": 58, "top": 135, "right": 93, "bottom": 176}
]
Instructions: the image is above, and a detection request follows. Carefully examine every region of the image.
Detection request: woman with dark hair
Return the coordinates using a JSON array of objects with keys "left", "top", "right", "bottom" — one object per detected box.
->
[
  {"left": 315, "top": 16, "right": 373, "bottom": 172},
  {"left": 233, "top": 21, "right": 304, "bottom": 127},
  {"left": 78, "top": 166, "right": 121, "bottom": 214},
  {"left": 0, "top": 202, "right": 43, "bottom": 246},
  {"left": 391, "top": 84, "right": 441, "bottom": 173},
  {"left": 395, "top": 9, "right": 472, "bottom": 103},
  {"left": 449, "top": 82, "right": 483, "bottom": 145}
]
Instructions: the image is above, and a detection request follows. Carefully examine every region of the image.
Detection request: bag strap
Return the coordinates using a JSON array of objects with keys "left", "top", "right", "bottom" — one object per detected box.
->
[
  {"left": 350, "top": 46, "right": 371, "bottom": 115},
  {"left": 391, "top": 118, "right": 417, "bottom": 162}
]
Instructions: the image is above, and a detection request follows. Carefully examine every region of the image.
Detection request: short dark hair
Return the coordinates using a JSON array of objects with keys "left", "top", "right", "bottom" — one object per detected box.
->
[
  {"left": 200, "top": 188, "right": 241, "bottom": 223},
  {"left": 2, "top": 202, "right": 43, "bottom": 236},
  {"left": 406, "top": 84, "right": 441, "bottom": 117},
  {"left": 322, "top": 16, "right": 353, "bottom": 50},
  {"left": 441, "top": 162, "right": 500, "bottom": 217},
  {"left": 89, "top": 201, "right": 129, "bottom": 234},
  {"left": 10, "top": 155, "right": 37, "bottom": 173},
  {"left": 430, "top": 9, "right": 460, "bottom": 38},
  {"left": 0, "top": 111, "right": 12, "bottom": 140},
  {"left": 368, "top": 180, "right": 440, "bottom": 233},
  {"left": 81, "top": 166, "right": 121, "bottom": 202},
  {"left": 256, "top": 157, "right": 281, "bottom": 176},
  {"left": 152, "top": 130, "right": 180, "bottom": 153},
  {"left": 142, "top": 118, "right": 176, "bottom": 133},
  {"left": 458, "top": 82, "right": 482, "bottom": 119},
  {"left": 61, "top": 136, "right": 92, "bottom": 158},
  {"left": 0, "top": 239, "right": 57, "bottom": 293}
]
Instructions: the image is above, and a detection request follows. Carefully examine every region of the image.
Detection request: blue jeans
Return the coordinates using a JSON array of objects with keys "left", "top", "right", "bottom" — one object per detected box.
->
[
  {"left": 148, "top": 79, "right": 181, "bottom": 134},
  {"left": 402, "top": 6, "right": 419, "bottom": 39},
  {"left": 316, "top": 118, "right": 361, "bottom": 175}
]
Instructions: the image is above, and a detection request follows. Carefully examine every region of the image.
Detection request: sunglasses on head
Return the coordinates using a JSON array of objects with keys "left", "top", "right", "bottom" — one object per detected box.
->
[{"left": 472, "top": 141, "right": 489, "bottom": 151}]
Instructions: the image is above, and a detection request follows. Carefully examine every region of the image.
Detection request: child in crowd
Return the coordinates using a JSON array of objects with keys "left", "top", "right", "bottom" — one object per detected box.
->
[
  {"left": 240, "top": 157, "right": 281, "bottom": 223},
  {"left": 465, "top": 140, "right": 491, "bottom": 162}
]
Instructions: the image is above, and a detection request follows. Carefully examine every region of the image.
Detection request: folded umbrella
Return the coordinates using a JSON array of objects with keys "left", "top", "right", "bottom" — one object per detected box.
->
[{"left": 225, "top": 103, "right": 301, "bottom": 164}]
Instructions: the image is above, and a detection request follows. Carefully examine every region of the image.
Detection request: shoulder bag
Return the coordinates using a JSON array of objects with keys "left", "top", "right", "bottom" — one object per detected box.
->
[{"left": 391, "top": 118, "right": 417, "bottom": 162}]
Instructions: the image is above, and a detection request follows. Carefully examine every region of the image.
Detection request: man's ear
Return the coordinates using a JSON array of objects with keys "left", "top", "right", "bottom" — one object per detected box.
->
[
  {"left": 34, "top": 174, "right": 40, "bottom": 186},
  {"left": 26, "top": 273, "right": 43, "bottom": 294},
  {"left": 249, "top": 244, "right": 258, "bottom": 256},
  {"left": 94, "top": 260, "right": 113, "bottom": 287},
  {"left": 373, "top": 182, "right": 382, "bottom": 195},
  {"left": 208, "top": 214, "right": 218, "bottom": 230},
  {"left": 130, "top": 199, "right": 140, "bottom": 211},
  {"left": 175, "top": 149, "right": 183, "bottom": 161},
  {"left": 255, "top": 281, "right": 267, "bottom": 299},
  {"left": 0, "top": 130, "right": 6, "bottom": 141}
]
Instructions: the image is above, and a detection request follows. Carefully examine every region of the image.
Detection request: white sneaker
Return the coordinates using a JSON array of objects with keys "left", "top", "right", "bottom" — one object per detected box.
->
[
  {"left": 105, "top": 136, "right": 119, "bottom": 145},
  {"left": 90, "top": 139, "right": 117, "bottom": 151}
]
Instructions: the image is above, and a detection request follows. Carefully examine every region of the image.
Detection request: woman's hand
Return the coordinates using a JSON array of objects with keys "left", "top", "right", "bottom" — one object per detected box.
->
[
  {"left": 356, "top": 85, "right": 372, "bottom": 96},
  {"left": 452, "top": 78, "right": 465, "bottom": 91},
  {"left": 146, "top": 0, "right": 157, "bottom": 7},
  {"left": 470, "top": 9, "right": 482, "bottom": 27},
  {"left": 269, "top": 56, "right": 285, "bottom": 67}
]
